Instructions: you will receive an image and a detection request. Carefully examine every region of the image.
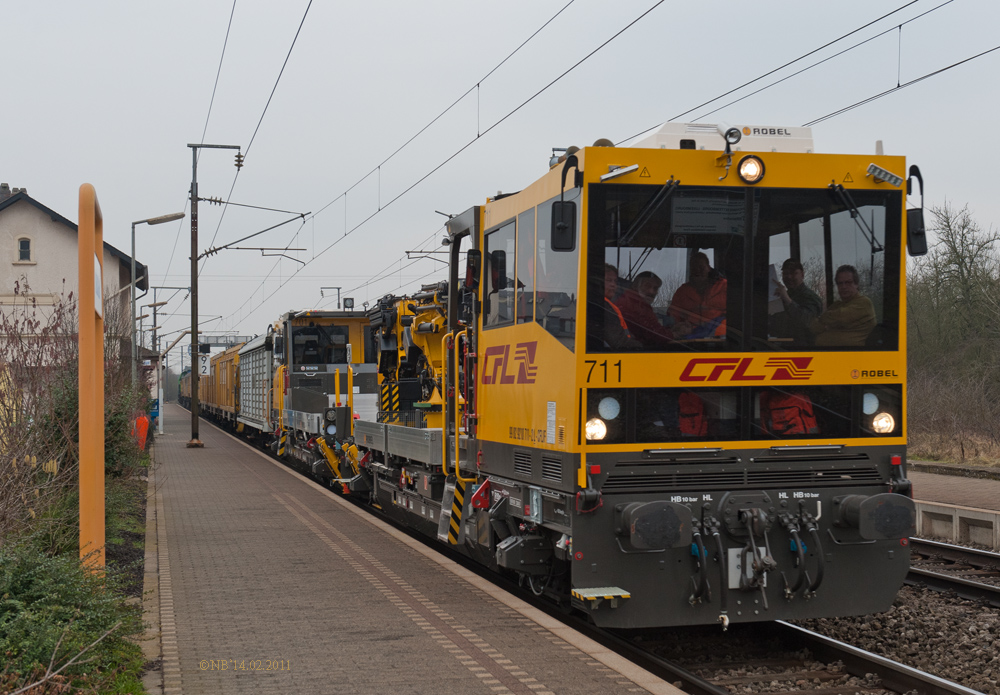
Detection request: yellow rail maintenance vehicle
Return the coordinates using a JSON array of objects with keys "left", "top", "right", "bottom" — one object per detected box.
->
[
  {"left": 349, "top": 122, "right": 927, "bottom": 629},
  {"left": 235, "top": 309, "right": 379, "bottom": 480}
]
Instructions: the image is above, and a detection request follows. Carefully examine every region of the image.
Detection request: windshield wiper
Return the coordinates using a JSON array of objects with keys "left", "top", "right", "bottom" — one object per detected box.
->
[
  {"left": 618, "top": 178, "right": 680, "bottom": 247},
  {"left": 828, "top": 183, "right": 884, "bottom": 253}
]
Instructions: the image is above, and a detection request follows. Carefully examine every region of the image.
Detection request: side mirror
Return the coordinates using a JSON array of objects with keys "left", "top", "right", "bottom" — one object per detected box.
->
[
  {"left": 551, "top": 201, "right": 576, "bottom": 251},
  {"left": 465, "top": 249, "right": 481, "bottom": 289},
  {"left": 906, "top": 208, "right": 927, "bottom": 257},
  {"left": 906, "top": 165, "right": 928, "bottom": 257}
]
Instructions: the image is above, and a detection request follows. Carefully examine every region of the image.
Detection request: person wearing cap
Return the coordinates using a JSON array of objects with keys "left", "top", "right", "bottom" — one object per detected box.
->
[{"left": 771, "top": 258, "right": 823, "bottom": 345}]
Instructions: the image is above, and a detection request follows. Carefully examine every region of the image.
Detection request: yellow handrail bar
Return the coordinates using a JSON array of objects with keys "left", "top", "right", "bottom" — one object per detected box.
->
[
  {"left": 348, "top": 366, "right": 354, "bottom": 437},
  {"left": 578, "top": 386, "right": 587, "bottom": 489},
  {"left": 441, "top": 332, "right": 453, "bottom": 476},
  {"left": 453, "top": 330, "right": 475, "bottom": 483}
]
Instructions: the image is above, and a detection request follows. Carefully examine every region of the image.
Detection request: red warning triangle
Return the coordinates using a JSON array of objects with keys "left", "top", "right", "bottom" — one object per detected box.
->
[
  {"left": 844, "top": 173, "right": 854, "bottom": 183},
  {"left": 639, "top": 167, "right": 651, "bottom": 178}
]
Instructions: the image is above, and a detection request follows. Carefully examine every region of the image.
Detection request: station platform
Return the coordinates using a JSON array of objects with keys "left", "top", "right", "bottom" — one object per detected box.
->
[
  {"left": 909, "top": 464, "right": 1000, "bottom": 512},
  {"left": 142, "top": 403, "right": 682, "bottom": 695},
  {"left": 908, "top": 463, "right": 1000, "bottom": 548}
]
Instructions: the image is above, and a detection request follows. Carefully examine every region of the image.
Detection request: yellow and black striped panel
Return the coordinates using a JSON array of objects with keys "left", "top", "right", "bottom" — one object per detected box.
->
[
  {"left": 447, "top": 479, "right": 466, "bottom": 545},
  {"left": 277, "top": 430, "right": 288, "bottom": 457},
  {"left": 380, "top": 383, "right": 400, "bottom": 413}
]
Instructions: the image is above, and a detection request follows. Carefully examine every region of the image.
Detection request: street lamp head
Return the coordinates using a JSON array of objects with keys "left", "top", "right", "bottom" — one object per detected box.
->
[{"left": 142, "top": 212, "right": 186, "bottom": 226}]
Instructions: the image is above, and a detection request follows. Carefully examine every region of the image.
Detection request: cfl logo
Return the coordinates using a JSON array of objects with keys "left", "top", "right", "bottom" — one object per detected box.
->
[
  {"left": 679, "top": 357, "right": 813, "bottom": 382},
  {"left": 482, "top": 342, "right": 538, "bottom": 385}
]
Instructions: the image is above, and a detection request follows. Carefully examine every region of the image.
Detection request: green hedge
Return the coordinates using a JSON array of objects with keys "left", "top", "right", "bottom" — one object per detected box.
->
[{"left": 0, "top": 543, "right": 145, "bottom": 693}]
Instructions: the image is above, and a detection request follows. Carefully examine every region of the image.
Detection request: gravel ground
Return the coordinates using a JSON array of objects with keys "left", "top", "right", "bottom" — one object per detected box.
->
[{"left": 799, "top": 585, "right": 1000, "bottom": 694}]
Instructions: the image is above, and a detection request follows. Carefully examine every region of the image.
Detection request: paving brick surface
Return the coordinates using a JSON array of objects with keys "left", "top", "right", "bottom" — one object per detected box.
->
[
  {"left": 909, "top": 469, "right": 1000, "bottom": 511},
  {"left": 149, "top": 403, "right": 677, "bottom": 695}
]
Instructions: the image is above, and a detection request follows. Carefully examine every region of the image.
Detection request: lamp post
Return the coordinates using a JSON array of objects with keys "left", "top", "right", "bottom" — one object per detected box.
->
[
  {"left": 187, "top": 142, "right": 242, "bottom": 448},
  {"left": 144, "top": 285, "right": 188, "bottom": 434},
  {"left": 132, "top": 212, "right": 185, "bottom": 385}
]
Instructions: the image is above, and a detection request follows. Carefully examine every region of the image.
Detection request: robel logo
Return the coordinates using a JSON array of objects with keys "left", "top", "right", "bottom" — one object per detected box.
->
[
  {"left": 482, "top": 341, "right": 538, "bottom": 385},
  {"left": 679, "top": 357, "right": 813, "bottom": 382},
  {"left": 742, "top": 126, "right": 792, "bottom": 137}
]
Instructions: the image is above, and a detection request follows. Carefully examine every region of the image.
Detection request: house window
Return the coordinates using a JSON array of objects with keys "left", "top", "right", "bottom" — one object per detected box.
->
[{"left": 17, "top": 238, "right": 31, "bottom": 262}]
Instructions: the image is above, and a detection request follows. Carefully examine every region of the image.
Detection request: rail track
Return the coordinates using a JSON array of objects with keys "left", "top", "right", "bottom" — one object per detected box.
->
[
  {"left": 608, "top": 620, "right": 983, "bottom": 695},
  {"left": 908, "top": 537, "right": 1000, "bottom": 607}
]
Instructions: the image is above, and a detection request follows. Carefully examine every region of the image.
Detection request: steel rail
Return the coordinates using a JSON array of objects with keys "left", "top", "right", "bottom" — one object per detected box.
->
[
  {"left": 906, "top": 567, "right": 1000, "bottom": 608},
  {"left": 771, "top": 621, "right": 982, "bottom": 695},
  {"left": 910, "top": 537, "right": 1000, "bottom": 566},
  {"left": 908, "top": 537, "right": 1000, "bottom": 607}
]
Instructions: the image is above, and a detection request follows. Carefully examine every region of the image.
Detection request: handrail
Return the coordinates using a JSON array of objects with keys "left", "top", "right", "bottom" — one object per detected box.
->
[
  {"left": 453, "top": 330, "right": 475, "bottom": 484},
  {"left": 578, "top": 386, "right": 587, "bottom": 489},
  {"left": 441, "top": 332, "right": 453, "bottom": 477},
  {"left": 335, "top": 368, "right": 341, "bottom": 407},
  {"left": 347, "top": 366, "right": 354, "bottom": 437}
]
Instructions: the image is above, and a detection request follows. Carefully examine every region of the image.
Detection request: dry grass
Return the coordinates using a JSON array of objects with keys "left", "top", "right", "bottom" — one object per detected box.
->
[{"left": 908, "top": 430, "right": 1000, "bottom": 468}]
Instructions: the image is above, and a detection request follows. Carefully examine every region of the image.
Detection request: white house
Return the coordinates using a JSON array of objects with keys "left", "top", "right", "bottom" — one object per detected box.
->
[{"left": 0, "top": 182, "right": 146, "bottom": 320}]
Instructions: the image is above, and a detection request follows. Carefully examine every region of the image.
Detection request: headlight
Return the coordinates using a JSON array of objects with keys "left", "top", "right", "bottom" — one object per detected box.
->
[
  {"left": 598, "top": 397, "right": 621, "bottom": 420},
  {"left": 325, "top": 408, "right": 336, "bottom": 422},
  {"left": 872, "top": 412, "right": 895, "bottom": 434},
  {"left": 738, "top": 155, "right": 765, "bottom": 184},
  {"left": 585, "top": 418, "right": 607, "bottom": 440},
  {"left": 862, "top": 392, "right": 879, "bottom": 415},
  {"left": 326, "top": 424, "right": 337, "bottom": 436}
]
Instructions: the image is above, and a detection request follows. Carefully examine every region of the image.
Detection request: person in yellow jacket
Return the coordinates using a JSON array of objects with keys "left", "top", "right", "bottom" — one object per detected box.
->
[{"left": 811, "top": 265, "right": 876, "bottom": 347}]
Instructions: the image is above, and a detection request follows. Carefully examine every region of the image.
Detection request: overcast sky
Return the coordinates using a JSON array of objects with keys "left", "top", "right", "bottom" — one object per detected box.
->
[{"left": 4, "top": 0, "right": 998, "bottom": 363}]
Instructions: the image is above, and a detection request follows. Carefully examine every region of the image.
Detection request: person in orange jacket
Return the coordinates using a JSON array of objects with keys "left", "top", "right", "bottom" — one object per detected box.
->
[{"left": 669, "top": 252, "right": 726, "bottom": 339}]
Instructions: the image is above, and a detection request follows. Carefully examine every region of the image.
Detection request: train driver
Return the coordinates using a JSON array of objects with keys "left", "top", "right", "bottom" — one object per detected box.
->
[{"left": 810, "top": 264, "right": 876, "bottom": 347}]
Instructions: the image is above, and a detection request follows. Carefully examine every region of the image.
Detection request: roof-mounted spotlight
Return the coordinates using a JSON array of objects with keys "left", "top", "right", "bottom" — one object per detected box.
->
[
  {"left": 723, "top": 127, "right": 742, "bottom": 146},
  {"left": 738, "top": 155, "right": 765, "bottom": 184}
]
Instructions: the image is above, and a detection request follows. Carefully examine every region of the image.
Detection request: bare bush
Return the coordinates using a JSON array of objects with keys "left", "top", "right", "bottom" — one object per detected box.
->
[
  {"left": 908, "top": 204, "right": 1000, "bottom": 462},
  {"left": 0, "top": 279, "right": 80, "bottom": 545},
  {"left": 0, "top": 276, "right": 151, "bottom": 547}
]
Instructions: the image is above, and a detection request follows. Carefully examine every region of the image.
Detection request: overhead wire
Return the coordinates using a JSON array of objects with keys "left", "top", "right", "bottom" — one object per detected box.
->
[
  {"left": 617, "top": 0, "right": 930, "bottom": 145},
  {"left": 201, "top": 0, "right": 314, "bottom": 258},
  {"left": 310, "top": 0, "right": 576, "bottom": 220},
  {"left": 160, "top": 0, "right": 239, "bottom": 289},
  {"left": 220, "top": 0, "right": 666, "bottom": 332},
  {"left": 228, "top": 0, "right": 580, "bottom": 321},
  {"left": 312, "top": 227, "right": 447, "bottom": 310},
  {"left": 690, "top": 0, "right": 956, "bottom": 122},
  {"left": 804, "top": 43, "right": 1000, "bottom": 126}
]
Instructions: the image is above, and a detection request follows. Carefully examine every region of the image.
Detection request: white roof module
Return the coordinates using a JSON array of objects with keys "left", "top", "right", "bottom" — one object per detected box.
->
[{"left": 629, "top": 122, "right": 814, "bottom": 154}]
